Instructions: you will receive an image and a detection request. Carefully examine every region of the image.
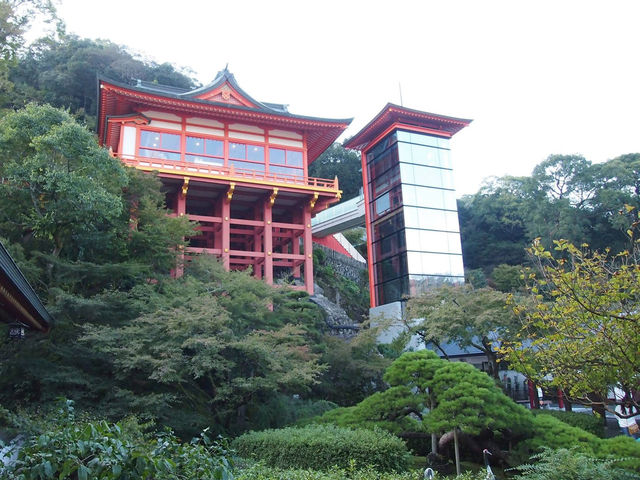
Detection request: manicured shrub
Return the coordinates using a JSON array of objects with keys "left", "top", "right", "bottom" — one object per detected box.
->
[
  {"left": 515, "top": 413, "right": 640, "bottom": 473},
  {"left": 236, "top": 463, "right": 422, "bottom": 480},
  {"left": 235, "top": 463, "right": 494, "bottom": 480},
  {"left": 517, "top": 412, "right": 601, "bottom": 455},
  {"left": 532, "top": 409, "right": 605, "bottom": 437},
  {"left": 597, "top": 435, "right": 640, "bottom": 472},
  {"left": 511, "top": 447, "right": 640, "bottom": 480},
  {"left": 232, "top": 424, "right": 411, "bottom": 473}
]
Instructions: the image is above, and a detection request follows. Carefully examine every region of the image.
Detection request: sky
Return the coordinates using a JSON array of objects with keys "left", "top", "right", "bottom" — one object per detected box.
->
[{"left": 42, "top": 0, "right": 640, "bottom": 196}]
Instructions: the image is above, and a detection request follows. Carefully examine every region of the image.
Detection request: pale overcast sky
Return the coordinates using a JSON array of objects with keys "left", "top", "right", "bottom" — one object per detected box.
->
[{"left": 44, "top": 0, "right": 640, "bottom": 196}]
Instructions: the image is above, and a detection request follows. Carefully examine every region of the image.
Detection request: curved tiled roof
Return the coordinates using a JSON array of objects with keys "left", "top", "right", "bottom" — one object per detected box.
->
[
  {"left": 0, "top": 241, "right": 52, "bottom": 332},
  {"left": 97, "top": 69, "right": 351, "bottom": 163}
]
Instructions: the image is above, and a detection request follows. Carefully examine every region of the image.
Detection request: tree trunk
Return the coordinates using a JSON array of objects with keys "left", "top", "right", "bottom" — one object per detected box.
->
[
  {"left": 453, "top": 428, "right": 461, "bottom": 476},
  {"left": 430, "top": 398, "right": 437, "bottom": 454}
]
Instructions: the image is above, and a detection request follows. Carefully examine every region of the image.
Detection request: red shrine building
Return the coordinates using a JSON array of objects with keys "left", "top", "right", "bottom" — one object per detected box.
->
[{"left": 97, "top": 69, "right": 351, "bottom": 294}]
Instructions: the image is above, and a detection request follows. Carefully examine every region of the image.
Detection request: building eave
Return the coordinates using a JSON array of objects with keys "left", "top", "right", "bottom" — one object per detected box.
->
[
  {"left": 0, "top": 242, "right": 53, "bottom": 332},
  {"left": 344, "top": 103, "right": 472, "bottom": 152},
  {"left": 97, "top": 77, "right": 351, "bottom": 163}
]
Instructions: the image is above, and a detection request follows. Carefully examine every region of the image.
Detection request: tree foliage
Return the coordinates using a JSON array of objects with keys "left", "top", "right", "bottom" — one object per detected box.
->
[
  {"left": 405, "top": 284, "right": 520, "bottom": 378},
  {"left": 502, "top": 227, "right": 640, "bottom": 414},
  {"left": 459, "top": 153, "right": 640, "bottom": 273},
  {"left": 5, "top": 34, "right": 198, "bottom": 124},
  {"left": 314, "top": 351, "right": 531, "bottom": 439},
  {"left": 313, "top": 351, "right": 532, "bottom": 474},
  {"left": 308, "top": 143, "right": 362, "bottom": 202},
  {"left": 0, "top": 400, "right": 234, "bottom": 480},
  {"left": 0, "top": 104, "right": 193, "bottom": 282}
]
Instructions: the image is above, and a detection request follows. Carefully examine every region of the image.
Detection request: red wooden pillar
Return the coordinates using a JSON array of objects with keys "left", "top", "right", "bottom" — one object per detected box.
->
[
  {"left": 303, "top": 205, "right": 313, "bottom": 295},
  {"left": 292, "top": 233, "right": 301, "bottom": 278},
  {"left": 528, "top": 379, "right": 538, "bottom": 409},
  {"left": 557, "top": 388, "right": 565, "bottom": 410},
  {"left": 173, "top": 187, "right": 187, "bottom": 278},
  {"left": 254, "top": 229, "right": 262, "bottom": 279},
  {"left": 222, "top": 199, "right": 230, "bottom": 270},
  {"left": 253, "top": 205, "right": 262, "bottom": 278},
  {"left": 264, "top": 200, "right": 273, "bottom": 285},
  {"left": 292, "top": 210, "right": 301, "bottom": 278}
]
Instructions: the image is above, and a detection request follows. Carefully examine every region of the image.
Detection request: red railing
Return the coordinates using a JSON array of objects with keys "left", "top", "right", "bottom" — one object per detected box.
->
[{"left": 115, "top": 154, "right": 339, "bottom": 190}]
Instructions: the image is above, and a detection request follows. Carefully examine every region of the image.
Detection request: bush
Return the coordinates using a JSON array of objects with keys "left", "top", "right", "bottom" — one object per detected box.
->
[
  {"left": 517, "top": 412, "right": 601, "bottom": 455},
  {"left": 236, "top": 463, "right": 421, "bottom": 480},
  {"left": 532, "top": 409, "right": 605, "bottom": 437},
  {"left": 0, "top": 401, "right": 233, "bottom": 480},
  {"left": 514, "top": 413, "right": 640, "bottom": 473},
  {"left": 232, "top": 425, "right": 410, "bottom": 473},
  {"left": 597, "top": 435, "right": 640, "bottom": 472},
  {"left": 511, "top": 447, "right": 640, "bottom": 480},
  {"left": 246, "top": 395, "right": 338, "bottom": 431}
]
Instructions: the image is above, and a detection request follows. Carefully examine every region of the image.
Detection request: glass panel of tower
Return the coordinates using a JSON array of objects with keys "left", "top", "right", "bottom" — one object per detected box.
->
[{"left": 366, "top": 130, "right": 464, "bottom": 305}]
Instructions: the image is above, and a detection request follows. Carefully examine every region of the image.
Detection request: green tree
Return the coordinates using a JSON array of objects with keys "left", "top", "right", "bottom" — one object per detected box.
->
[
  {"left": 405, "top": 284, "right": 519, "bottom": 378},
  {"left": 313, "top": 328, "right": 390, "bottom": 406},
  {"left": 0, "top": 104, "right": 126, "bottom": 257},
  {"left": 313, "top": 350, "right": 532, "bottom": 470},
  {"left": 77, "top": 258, "right": 326, "bottom": 436},
  {"left": 308, "top": 143, "right": 362, "bottom": 202},
  {"left": 7, "top": 35, "right": 197, "bottom": 124},
  {"left": 426, "top": 361, "right": 528, "bottom": 475},
  {"left": 490, "top": 263, "right": 524, "bottom": 292},
  {"left": 502, "top": 225, "right": 640, "bottom": 415},
  {"left": 0, "top": 104, "right": 192, "bottom": 282},
  {"left": 457, "top": 177, "right": 531, "bottom": 271}
]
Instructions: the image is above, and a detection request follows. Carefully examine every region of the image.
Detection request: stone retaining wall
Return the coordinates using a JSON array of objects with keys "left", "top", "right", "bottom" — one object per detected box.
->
[{"left": 313, "top": 244, "right": 367, "bottom": 283}]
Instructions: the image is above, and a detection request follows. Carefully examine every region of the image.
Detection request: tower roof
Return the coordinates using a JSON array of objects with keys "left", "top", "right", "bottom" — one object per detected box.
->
[{"left": 344, "top": 103, "right": 472, "bottom": 152}]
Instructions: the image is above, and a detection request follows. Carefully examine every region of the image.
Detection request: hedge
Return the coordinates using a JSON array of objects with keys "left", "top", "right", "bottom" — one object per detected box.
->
[
  {"left": 532, "top": 409, "right": 605, "bottom": 438},
  {"left": 515, "top": 413, "right": 640, "bottom": 472},
  {"left": 235, "top": 464, "right": 422, "bottom": 480},
  {"left": 232, "top": 425, "right": 411, "bottom": 473}
]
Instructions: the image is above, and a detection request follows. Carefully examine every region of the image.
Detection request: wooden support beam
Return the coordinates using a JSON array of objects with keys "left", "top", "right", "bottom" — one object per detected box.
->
[
  {"left": 272, "top": 221, "right": 305, "bottom": 231},
  {"left": 187, "top": 214, "right": 222, "bottom": 223},
  {"left": 228, "top": 249, "right": 264, "bottom": 258},
  {"left": 185, "top": 247, "right": 222, "bottom": 255},
  {"left": 272, "top": 253, "right": 305, "bottom": 260},
  {"left": 229, "top": 218, "right": 264, "bottom": 227}
]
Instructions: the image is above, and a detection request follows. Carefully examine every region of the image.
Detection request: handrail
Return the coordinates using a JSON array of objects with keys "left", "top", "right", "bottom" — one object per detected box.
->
[{"left": 114, "top": 153, "right": 339, "bottom": 190}]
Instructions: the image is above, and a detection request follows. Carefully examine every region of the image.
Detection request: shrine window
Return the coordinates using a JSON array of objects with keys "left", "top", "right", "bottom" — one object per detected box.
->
[
  {"left": 185, "top": 136, "right": 223, "bottom": 165},
  {"left": 268, "top": 148, "right": 303, "bottom": 178},
  {"left": 229, "top": 142, "right": 265, "bottom": 173},
  {"left": 138, "top": 131, "right": 181, "bottom": 161}
]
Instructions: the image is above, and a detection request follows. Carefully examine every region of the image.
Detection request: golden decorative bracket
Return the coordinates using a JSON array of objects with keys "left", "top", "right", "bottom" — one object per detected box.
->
[
  {"left": 226, "top": 182, "right": 235, "bottom": 202},
  {"left": 181, "top": 177, "right": 190, "bottom": 196},
  {"left": 310, "top": 192, "right": 319, "bottom": 209},
  {"left": 269, "top": 188, "right": 278, "bottom": 206}
]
